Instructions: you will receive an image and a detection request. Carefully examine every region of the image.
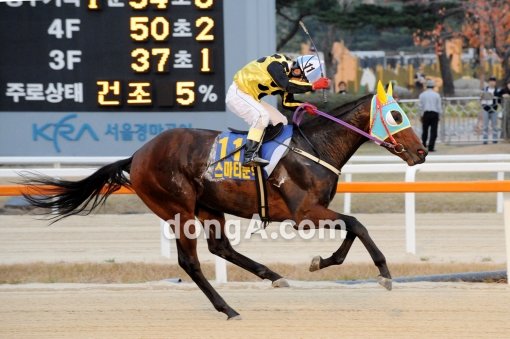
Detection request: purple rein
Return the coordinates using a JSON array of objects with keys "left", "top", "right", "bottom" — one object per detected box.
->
[{"left": 292, "top": 103, "right": 395, "bottom": 149}]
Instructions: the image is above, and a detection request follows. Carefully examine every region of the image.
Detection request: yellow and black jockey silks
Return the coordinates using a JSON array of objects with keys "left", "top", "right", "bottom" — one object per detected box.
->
[{"left": 233, "top": 54, "right": 313, "bottom": 110}]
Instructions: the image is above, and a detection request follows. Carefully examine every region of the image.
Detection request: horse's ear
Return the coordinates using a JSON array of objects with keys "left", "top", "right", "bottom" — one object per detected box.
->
[
  {"left": 376, "top": 81, "right": 387, "bottom": 104},
  {"left": 386, "top": 81, "right": 393, "bottom": 97}
]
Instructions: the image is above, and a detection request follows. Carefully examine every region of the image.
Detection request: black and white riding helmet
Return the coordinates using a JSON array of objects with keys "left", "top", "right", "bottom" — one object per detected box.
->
[{"left": 291, "top": 55, "right": 322, "bottom": 82}]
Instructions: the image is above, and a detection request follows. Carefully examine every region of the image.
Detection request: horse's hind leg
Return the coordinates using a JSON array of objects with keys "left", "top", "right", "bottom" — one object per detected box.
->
[
  {"left": 174, "top": 214, "right": 241, "bottom": 319},
  {"left": 197, "top": 208, "right": 289, "bottom": 287}
]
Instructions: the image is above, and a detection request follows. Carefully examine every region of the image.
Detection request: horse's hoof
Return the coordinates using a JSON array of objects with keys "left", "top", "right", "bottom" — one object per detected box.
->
[
  {"left": 228, "top": 315, "right": 242, "bottom": 321},
  {"left": 272, "top": 278, "right": 290, "bottom": 288},
  {"left": 309, "top": 256, "right": 322, "bottom": 272},
  {"left": 377, "top": 276, "right": 392, "bottom": 291}
]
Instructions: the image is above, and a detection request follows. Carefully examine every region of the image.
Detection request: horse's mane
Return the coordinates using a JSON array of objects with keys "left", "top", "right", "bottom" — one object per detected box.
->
[{"left": 300, "top": 94, "right": 372, "bottom": 129}]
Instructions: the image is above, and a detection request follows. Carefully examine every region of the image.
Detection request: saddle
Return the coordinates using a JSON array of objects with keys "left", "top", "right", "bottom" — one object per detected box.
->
[
  {"left": 225, "top": 123, "right": 284, "bottom": 228},
  {"left": 228, "top": 123, "right": 284, "bottom": 144}
]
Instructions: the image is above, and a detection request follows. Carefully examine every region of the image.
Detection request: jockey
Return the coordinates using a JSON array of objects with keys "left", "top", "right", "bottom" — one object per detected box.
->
[{"left": 226, "top": 54, "right": 331, "bottom": 167}]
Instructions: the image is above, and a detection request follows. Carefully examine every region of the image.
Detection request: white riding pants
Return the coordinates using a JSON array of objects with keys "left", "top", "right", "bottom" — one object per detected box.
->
[{"left": 225, "top": 82, "right": 288, "bottom": 133}]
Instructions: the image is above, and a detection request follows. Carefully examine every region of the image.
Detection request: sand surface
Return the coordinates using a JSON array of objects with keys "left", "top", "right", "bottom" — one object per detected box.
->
[
  {"left": 1, "top": 213, "right": 508, "bottom": 338},
  {"left": 1, "top": 281, "right": 509, "bottom": 338},
  {"left": 0, "top": 213, "right": 505, "bottom": 264}
]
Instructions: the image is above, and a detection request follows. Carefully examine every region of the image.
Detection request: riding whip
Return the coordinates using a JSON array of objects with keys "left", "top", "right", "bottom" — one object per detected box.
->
[{"left": 299, "top": 20, "right": 327, "bottom": 103}]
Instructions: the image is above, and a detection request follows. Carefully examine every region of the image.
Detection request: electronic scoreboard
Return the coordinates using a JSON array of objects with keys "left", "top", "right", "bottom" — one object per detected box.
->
[
  {"left": 0, "top": 0, "right": 225, "bottom": 112},
  {"left": 0, "top": 0, "right": 275, "bottom": 155}
]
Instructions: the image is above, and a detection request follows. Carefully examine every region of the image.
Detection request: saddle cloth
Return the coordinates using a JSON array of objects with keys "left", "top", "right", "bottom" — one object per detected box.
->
[{"left": 210, "top": 125, "right": 293, "bottom": 180}]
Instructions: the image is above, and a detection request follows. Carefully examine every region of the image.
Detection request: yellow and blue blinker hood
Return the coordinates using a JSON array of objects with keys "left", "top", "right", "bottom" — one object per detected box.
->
[{"left": 369, "top": 81, "right": 412, "bottom": 142}]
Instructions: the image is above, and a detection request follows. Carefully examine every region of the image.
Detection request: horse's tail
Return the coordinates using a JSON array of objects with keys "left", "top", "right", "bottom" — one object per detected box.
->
[{"left": 22, "top": 157, "right": 133, "bottom": 222}]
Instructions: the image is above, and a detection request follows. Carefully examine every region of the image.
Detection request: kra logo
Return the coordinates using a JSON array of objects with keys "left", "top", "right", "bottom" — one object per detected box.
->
[{"left": 32, "top": 114, "right": 99, "bottom": 153}]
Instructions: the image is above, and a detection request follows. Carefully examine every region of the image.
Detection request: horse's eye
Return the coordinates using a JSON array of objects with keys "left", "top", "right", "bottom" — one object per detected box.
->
[{"left": 386, "top": 110, "right": 403, "bottom": 126}]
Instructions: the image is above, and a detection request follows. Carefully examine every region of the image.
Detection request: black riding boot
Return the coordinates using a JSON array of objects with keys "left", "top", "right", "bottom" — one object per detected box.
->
[{"left": 243, "top": 140, "right": 269, "bottom": 167}]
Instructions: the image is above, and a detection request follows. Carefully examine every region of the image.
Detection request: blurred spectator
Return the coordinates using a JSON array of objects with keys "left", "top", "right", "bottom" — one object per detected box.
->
[
  {"left": 414, "top": 72, "right": 426, "bottom": 91},
  {"left": 500, "top": 79, "right": 510, "bottom": 140},
  {"left": 480, "top": 76, "right": 502, "bottom": 144},
  {"left": 337, "top": 81, "right": 347, "bottom": 94},
  {"left": 499, "top": 78, "right": 510, "bottom": 98},
  {"left": 419, "top": 79, "right": 442, "bottom": 152}
]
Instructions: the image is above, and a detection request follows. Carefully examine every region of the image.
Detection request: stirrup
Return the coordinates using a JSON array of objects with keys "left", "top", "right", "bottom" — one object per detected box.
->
[{"left": 243, "top": 156, "right": 269, "bottom": 167}]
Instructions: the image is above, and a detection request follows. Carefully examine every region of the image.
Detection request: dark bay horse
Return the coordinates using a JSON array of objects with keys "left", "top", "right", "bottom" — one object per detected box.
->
[{"left": 23, "top": 88, "right": 427, "bottom": 319}]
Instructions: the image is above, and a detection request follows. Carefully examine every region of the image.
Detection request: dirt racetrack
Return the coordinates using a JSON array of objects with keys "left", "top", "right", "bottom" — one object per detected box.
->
[
  {"left": 0, "top": 213, "right": 507, "bottom": 264},
  {"left": 1, "top": 213, "right": 509, "bottom": 338},
  {"left": 1, "top": 281, "right": 509, "bottom": 338}
]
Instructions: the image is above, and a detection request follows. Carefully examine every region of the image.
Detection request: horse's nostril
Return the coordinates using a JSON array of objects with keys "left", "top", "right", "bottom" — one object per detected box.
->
[{"left": 417, "top": 149, "right": 428, "bottom": 157}]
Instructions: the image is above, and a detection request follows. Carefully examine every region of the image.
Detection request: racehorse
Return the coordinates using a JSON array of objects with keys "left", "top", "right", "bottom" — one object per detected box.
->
[{"left": 23, "top": 82, "right": 427, "bottom": 320}]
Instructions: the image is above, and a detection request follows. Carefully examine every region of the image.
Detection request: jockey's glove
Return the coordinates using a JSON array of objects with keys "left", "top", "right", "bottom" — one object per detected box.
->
[{"left": 312, "top": 77, "right": 331, "bottom": 90}]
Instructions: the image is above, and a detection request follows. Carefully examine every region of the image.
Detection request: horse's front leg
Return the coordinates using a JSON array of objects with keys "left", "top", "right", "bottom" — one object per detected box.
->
[
  {"left": 309, "top": 231, "right": 356, "bottom": 272},
  {"left": 297, "top": 207, "right": 392, "bottom": 290}
]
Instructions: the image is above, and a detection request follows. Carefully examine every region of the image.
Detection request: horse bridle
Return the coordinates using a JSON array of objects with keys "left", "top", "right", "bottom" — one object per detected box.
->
[
  {"left": 370, "top": 99, "right": 407, "bottom": 154},
  {"left": 293, "top": 99, "right": 407, "bottom": 154}
]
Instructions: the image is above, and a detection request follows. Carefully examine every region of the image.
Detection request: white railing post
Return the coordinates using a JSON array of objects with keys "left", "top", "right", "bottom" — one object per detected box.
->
[
  {"left": 405, "top": 167, "right": 418, "bottom": 254},
  {"left": 343, "top": 173, "right": 352, "bottom": 214},
  {"left": 497, "top": 171, "right": 504, "bottom": 213},
  {"left": 215, "top": 257, "right": 227, "bottom": 284},
  {"left": 160, "top": 219, "right": 171, "bottom": 258},
  {"left": 504, "top": 192, "right": 510, "bottom": 285}
]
